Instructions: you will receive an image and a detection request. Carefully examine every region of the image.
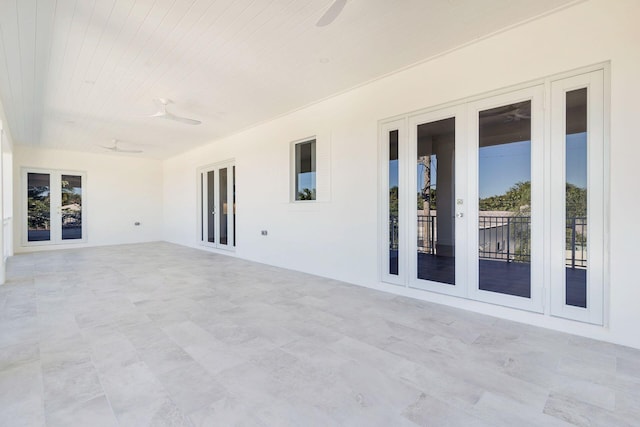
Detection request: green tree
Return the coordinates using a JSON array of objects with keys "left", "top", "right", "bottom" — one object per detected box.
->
[{"left": 297, "top": 188, "right": 316, "bottom": 201}]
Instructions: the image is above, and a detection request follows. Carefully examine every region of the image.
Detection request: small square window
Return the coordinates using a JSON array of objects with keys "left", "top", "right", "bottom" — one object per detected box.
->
[{"left": 294, "top": 139, "right": 316, "bottom": 201}]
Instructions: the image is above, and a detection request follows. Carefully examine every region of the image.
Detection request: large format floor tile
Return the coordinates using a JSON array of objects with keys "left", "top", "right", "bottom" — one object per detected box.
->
[{"left": 0, "top": 242, "right": 638, "bottom": 426}]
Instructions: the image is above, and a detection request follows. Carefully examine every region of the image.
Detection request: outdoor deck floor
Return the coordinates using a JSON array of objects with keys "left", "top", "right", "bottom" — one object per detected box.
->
[{"left": 1, "top": 242, "right": 638, "bottom": 426}]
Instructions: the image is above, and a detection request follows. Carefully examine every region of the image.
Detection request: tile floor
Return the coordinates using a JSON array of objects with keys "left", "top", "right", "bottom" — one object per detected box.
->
[{"left": 0, "top": 242, "right": 639, "bottom": 426}]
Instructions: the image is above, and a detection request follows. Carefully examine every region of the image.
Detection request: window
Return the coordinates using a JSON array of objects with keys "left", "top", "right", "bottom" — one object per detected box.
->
[{"left": 294, "top": 139, "right": 316, "bottom": 201}]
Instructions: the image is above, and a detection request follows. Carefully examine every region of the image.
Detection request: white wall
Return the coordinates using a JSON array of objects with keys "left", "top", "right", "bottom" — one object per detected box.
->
[
  {"left": 163, "top": 0, "right": 640, "bottom": 348},
  {"left": 14, "top": 146, "right": 163, "bottom": 252}
]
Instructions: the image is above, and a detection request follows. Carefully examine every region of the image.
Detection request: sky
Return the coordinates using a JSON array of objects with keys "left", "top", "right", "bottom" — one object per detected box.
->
[
  {"left": 389, "top": 132, "right": 587, "bottom": 199},
  {"left": 297, "top": 171, "right": 316, "bottom": 192}
]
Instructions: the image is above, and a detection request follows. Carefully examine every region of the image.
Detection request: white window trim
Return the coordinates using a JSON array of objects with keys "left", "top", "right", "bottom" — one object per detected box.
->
[{"left": 290, "top": 136, "right": 317, "bottom": 203}]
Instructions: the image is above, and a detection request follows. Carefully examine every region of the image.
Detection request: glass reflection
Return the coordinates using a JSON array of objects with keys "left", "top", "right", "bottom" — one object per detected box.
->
[
  {"left": 207, "top": 171, "right": 215, "bottom": 243},
  {"left": 295, "top": 140, "right": 316, "bottom": 200},
  {"left": 478, "top": 101, "right": 532, "bottom": 298},
  {"left": 27, "top": 173, "right": 51, "bottom": 242},
  {"left": 389, "top": 130, "right": 399, "bottom": 275},
  {"left": 416, "top": 117, "right": 455, "bottom": 285},
  {"left": 219, "top": 168, "right": 228, "bottom": 245},
  {"left": 565, "top": 88, "right": 588, "bottom": 308},
  {"left": 61, "top": 175, "right": 82, "bottom": 240}
]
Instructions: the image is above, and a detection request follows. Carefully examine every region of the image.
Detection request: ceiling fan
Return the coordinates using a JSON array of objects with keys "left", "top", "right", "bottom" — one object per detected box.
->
[
  {"left": 150, "top": 98, "right": 201, "bottom": 125},
  {"left": 101, "top": 139, "right": 143, "bottom": 154},
  {"left": 316, "top": 0, "right": 347, "bottom": 27}
]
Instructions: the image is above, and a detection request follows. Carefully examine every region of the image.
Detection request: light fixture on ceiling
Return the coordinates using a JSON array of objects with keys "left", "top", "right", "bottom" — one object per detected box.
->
[
  {"left": 316, "top": 0, "right": 347, "bottom": 27},
  {"left": 149, "top": 98, "right": 201, "bottom": 125},
  {"left": 101, "top": 139, "right": 143, "bottom": 154}
]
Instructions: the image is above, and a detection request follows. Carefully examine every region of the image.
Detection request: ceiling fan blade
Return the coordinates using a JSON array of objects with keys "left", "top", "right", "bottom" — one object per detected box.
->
[
  {"left": 316, "top": 0, "right": 347, "bottom": 27},
  {"left": 164, "top": 111, "right": 201, "bottom": 125}
]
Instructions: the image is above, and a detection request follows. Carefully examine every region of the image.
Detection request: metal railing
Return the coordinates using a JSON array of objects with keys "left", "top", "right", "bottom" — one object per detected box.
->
[
  {"left": 478, "top": 215, "right": 531, "bottom": 263},
  {"left": 389, "top": 214, "right": 586, "bottom": 269}
]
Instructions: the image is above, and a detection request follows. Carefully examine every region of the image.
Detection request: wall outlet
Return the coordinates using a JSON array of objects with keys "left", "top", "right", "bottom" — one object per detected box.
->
[
  {"left": 261, "top": 230, "right": 268, "bottom": 236},
  {"left": 134, "top": 222, "right": 141, "bottom": 226}
]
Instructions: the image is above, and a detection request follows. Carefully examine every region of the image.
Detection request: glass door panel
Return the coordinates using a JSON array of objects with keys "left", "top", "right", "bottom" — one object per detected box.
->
[
  {"left": 24, "top": 169, "right": 86, "bottom": 245},
  {"left": 27, "top": 173, "right": 51, "bottom": 242},
  {"left": 219, "top": 168, "right": 228, "bottom": 246},
  {"left": 408, "top": 105, "right": 466, "bottom": 297},
  {"left": 389, "top": 129, "right": 399, "bottom": 276},
  {"left": 416, "top": 118, "right": 455, "bottom": 285},
  {"left": 207, "top": 171, "right": 215, "bottom": 243},
  {"left": 564, "top": 88, "right": 587, "bottom": 308},
  {"left": 478, "top": 101, "right": 532, "bottom": 298},
  {"left": 199, "top": 161, "right": 235, "bottom": 250},
  {"left": 550, "top": 69, "right": 604, "bottom": 324},
  {"left": 61, "top": 175, "right": 82, "bottom": 240}
]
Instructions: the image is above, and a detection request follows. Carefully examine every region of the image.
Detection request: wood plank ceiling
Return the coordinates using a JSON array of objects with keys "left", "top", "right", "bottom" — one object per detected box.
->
[{"left": 0, "top": 0, "right": 579, "bottom": 158}]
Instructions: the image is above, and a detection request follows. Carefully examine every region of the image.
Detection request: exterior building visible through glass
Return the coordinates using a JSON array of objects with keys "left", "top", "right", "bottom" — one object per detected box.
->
[{"left": 565, "top": 88, "right": 588, "bottom": 308}]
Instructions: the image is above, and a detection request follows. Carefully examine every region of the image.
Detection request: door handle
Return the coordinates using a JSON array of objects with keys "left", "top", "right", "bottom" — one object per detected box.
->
[{"left": 455, "top": 213, "right": 464, "bottom": 218}]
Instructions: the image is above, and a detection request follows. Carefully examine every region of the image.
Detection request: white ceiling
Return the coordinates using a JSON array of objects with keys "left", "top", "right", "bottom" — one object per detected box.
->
[{"left": 0, "top": 0, "right": 579, "bottom": 159}]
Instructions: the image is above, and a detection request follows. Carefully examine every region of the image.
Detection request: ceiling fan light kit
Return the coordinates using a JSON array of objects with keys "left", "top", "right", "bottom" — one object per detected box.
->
[
  {"left": 150, "top": 98, "right": 201, "bottom": 125},
  {"left": 101, "top": 139, "right": 143, "bottom": 154}
]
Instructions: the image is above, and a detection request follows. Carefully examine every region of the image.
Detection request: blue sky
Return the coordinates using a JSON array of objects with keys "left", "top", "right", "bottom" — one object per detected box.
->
[
  {"left": 389, "top": 132, "right": 587, "bottom": 198},
  {"left": 297, "top": 172, "right": 316, "bottom": 192}
]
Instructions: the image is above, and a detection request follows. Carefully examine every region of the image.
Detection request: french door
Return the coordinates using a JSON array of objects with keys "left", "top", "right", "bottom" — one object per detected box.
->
[
  {"left": 381, "top": 68, "right": 605, "bottom": 322},
  {"left": 380, "top": 80, "right": 588, "bottom": 316},
  {"left": 407, "top": 105, "right": 468, "bottom": 297},
  {"left": 198, "top": 161, "right": 235, "bottom": 250},
  {"left": 23, "top": 169, "right": 86, "bottom": 245}
]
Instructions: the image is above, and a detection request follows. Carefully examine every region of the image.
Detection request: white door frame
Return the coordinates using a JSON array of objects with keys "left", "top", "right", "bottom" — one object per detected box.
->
[
  {"left": 197, "top": 160, "right": 235, "bottom": 251},
  {"left": 549, "top": 70, "right": 605, "bottom": 324},
  {"left": 407, "top": 105, "right": 468, "bottom": 297},
  {"left": 21, "top": 168, "right": 87, "bottom": 246},
  {"left": 466, "top": 85, "right": 545, "bottom": 313}
]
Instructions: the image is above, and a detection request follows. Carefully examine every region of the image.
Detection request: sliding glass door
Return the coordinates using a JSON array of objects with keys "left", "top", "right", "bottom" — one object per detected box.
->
[
  {"left": 199, "top": 161, "right": 236, "bottom": 250},
  {"left": 24, "top": 169, "right": 85, "bottom": 245}
]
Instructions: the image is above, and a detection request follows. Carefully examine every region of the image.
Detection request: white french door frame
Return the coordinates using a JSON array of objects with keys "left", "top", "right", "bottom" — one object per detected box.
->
[
  {"left": 378, "top": 63, "right": 608, "bottom": 322},
  {"left": 197, "top": 160, "right": 235, "bottom": 251},
  {"left": 408, "top": 105, "right": 468, "bottom": 297},
  {"left": 21, "top": 168, "right": 87, "bottom": 246},
  {"left": 466, "top": 85, "right": 545, "bottom": 313}
]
